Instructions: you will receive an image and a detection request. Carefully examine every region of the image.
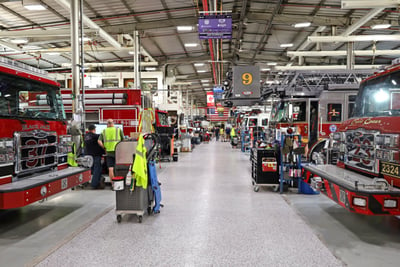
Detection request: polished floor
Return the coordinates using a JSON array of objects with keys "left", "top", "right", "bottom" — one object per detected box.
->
[{"left": 0, "top": 140, "right": 399, "bottom": 266}]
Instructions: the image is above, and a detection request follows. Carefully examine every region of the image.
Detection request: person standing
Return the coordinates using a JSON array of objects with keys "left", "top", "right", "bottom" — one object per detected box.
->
[
  {"left": 84, "top": 125, "right": 105, "bottom": 189},
  {"left": 98, "top": 119, "right": 124, "bottom": 184}
]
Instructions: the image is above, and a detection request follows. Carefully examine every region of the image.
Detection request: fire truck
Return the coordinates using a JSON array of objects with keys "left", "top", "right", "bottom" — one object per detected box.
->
[
  {"left": 0, "top": 59, "right": 91, "bottom": 209},
  {"left": 303, "top": 64, "right": 400, "bottom": 215},
  {"left": 268, "top": 90, "right": 358, "bottom": 158},
  {"left": 58, "top": 88, "right": 141, "bottom": 137}
]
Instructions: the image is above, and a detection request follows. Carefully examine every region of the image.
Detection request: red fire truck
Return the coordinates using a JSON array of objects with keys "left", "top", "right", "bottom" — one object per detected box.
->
[
  {"left": 303, "top": 64, "right": 400, "bottom": 215},
  {"left": 59, "top": 88, "right": 141, "bottom": 137},
  {"left": 0, "top": 59, "right": 91, "bottom": 209},
  {"left": 268, "top": 89, "right": 358, "bottom": 158}
]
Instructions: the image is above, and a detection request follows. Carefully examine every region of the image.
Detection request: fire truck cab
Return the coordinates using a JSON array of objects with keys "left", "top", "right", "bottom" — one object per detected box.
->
[
  {"left": 303, "top": 65, "right": 400, "bottom": 215},
  {"left": 0, "top": 59, "right": 91, "bottom": 209}
]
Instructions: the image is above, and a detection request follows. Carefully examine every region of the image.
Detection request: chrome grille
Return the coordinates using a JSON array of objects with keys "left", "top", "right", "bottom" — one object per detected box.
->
[
  {"left": 15, "top": 130, "right": 58, "bottom": 175},
  {"left": 345, "top": 130, "right": 376, "bottom": 172}
]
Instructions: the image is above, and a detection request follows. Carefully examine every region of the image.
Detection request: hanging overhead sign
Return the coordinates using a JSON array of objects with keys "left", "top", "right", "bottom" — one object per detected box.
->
[
  {"left": 232, "top": 66, "right": 260, "bottom": 99},
  {"left": 206, "top": 92, "right": 214, "bottom": 106},
  {"left": 198, "top": 14, "right": 232, "bottom": 39}
]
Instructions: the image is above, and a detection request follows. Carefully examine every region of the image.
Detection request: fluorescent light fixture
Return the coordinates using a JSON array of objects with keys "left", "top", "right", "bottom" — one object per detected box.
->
[
  {"left": 128, "top": 51, "right": 135, "bottom": 55},
  {"left": 201, "top": 79, "right": 209, "bottom": 82},
  {"left": 45, "top": 52, "right": 60, "bottom": 56},
  {"left": 23, "top": 45, "right": 41, "bottom": 50},
  {"left": 280, "top": 43, "right": 294, "bottom": 48},
  {"left": 194, "top": 63, "right": 205, "bottom": 67},
  {"left": 177, "top": 26, "right": 193, "bottom": 31},
  {"left": 184, "top": 43, "right": 198, "bottom": 48},
  {"left": 261, "top": 68, "right": 271, "bottom": 71},
  {"left": 10, "top": 39, "right": 28, "bottom": 44},
  {"left": 371, "top": 24, "right": 391, "bottom": 30},
  {"left": 24, "top": 4, "right": 46, "bottom": 11},
  {"left": 23, "top": 0, "right": 47, "bottom": 10},
  {"left": 294, "top": 22, "right": 311, "bottom": 28},
  {"left": 203, "top": 83, "right": 210, "bottom": 86},
  {"left": 197, "top": 70, "right": 206, "bottom": 73},
  {"left": 145, "top": 67, "right": 156, "bottom": 71},
  {"left": 267, "top": 62, "right": 277, "bottom": 66}
]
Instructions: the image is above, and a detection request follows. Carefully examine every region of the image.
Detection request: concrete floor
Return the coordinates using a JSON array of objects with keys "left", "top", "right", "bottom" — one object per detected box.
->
[{"left": 0, "top": 140, "right": 399, "bottom": 266}]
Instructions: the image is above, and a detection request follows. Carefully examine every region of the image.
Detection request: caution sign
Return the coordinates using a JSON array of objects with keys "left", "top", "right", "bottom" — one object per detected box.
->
[{"left": 232, "top": 66, "right": 260, "bottom": 98}]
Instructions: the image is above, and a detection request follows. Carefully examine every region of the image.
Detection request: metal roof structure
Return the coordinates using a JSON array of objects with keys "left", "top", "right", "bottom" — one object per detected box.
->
[{"left": 0, "top": 0, "right": 399, "bottom": 106}]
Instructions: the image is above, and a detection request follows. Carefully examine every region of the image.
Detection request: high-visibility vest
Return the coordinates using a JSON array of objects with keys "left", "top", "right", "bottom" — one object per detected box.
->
[
  {"left": 67, "top": 143, "right": 78, "bottom": 167},
  {"left": 132, "top": 134, "right": 148, "bottom": 189},
  {"left": 103, "top": 127, "right": 122, "bottom": 152},
  {"left": 231, "top": 128, "right": 236, "bottom": 137},
  {"left": 220, "top": 128, "right": 224, "bottom": 135}
]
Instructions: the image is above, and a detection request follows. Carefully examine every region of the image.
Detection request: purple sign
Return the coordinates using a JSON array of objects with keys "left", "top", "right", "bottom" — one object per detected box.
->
[{"left": 198, "top": 14, "right": 232, "bottom": 39}]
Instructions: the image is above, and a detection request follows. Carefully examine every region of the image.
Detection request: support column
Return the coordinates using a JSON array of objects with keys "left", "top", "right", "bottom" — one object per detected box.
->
[
  {"left": 133, "top": 30, "right": 141, "bottom": 90},
  {"left": 71, "top": 0, "right": 81, "bottom": 120}
]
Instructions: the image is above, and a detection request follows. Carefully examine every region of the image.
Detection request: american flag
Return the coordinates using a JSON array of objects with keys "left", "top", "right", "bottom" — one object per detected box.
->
[{"left": 206, "top": 107, "right": 230, "bottom": 121}]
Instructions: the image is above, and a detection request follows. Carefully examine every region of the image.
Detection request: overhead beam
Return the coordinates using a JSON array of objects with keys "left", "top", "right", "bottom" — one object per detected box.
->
[
  {"left": 341, "top": 8, "right": 384, "bottom": 36},
  {"left": 60, "top": 62, "right": 158, "bottom": 68},
  {"left": 275, "top": 65, "right": 385, "bottom": 71},
  {"left": 288, "top": 50, "right": 400, "bottom": 57},
  {"left": 0, "top": 29, "right": 97, "bottom": 37},
  {"left": 341, "top": 0, "right": 400, "bottom": 9},
  {"left": 308, "top": 35, "right": 400, "bottom": 43},
  {"left": 54, "top": 0, "right": 121, "bottom": 49}
]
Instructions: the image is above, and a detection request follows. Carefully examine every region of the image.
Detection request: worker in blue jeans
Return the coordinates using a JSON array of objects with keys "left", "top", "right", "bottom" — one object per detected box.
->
[{"left": 84, "top": 124, "right": 105, "bottom": 189}]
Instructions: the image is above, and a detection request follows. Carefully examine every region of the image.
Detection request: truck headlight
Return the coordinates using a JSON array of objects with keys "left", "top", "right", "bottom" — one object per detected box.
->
[
  {"left": 384, "top": 199, "right": 397, "bottom": 208},
  {"left": 58, "top": 135, "right": 72, "bottom": 154},
  {"left": 332, "top": 132, "right": 345, "bottom": 141},
  {"left": 353, "top": 197, "right": 367, "bottom": 207}
]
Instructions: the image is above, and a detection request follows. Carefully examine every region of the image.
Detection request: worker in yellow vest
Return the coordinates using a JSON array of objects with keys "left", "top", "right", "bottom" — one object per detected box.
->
[
  {"left": 219, "top": 127, "right": 225, "bottom": 142},
  {"left": 98, "top": 119, "right": 124, "bottom": 183}
]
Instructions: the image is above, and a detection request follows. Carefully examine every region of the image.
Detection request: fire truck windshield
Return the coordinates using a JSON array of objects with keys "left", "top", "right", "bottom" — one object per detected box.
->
[
  {"left": 353, "top": 70, "right": 400, "bottom": 117},
  {"left": 0, "top": 73, "right": 65, "bottom": 120}
]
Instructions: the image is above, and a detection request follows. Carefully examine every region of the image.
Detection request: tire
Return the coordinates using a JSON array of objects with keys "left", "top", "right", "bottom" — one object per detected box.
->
[
  {"left": 138, "top": 215, "right": 143, "bottom": 223},
  {"left": 254, "top": 186, "right": 259, "bottom": 192},
  {"left": 117, "top": 215, "right": 122, "bottom": 223}
]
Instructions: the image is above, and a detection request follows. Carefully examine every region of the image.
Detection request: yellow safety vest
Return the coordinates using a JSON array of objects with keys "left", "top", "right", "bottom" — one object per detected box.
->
[
  {"left": 103, "top": 127, "right": 122, "bottom": 152},
  {"left": 132, "top": 134, "right": 148, "bottom": 189},
  {"left": 231, "top": 128, "right": 236, "bottom": 137},
  {"left": 220, "top": 128, "right": 224, "bottom": 135},
  {"left": 67, "top": 143, "right": 78, "bottom": 167}
]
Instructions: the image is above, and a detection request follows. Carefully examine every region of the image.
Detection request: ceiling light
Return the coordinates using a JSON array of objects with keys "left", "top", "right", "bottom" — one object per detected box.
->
[
  {"left": 145, "top": 67, "right": 156, "bottom": 71},
  {"left": 201, "top": 79, "right": 209, "bottom": 82},
  {"left": 10, "top": 39, "right": 28, "bottom": 44},
  {"left": 280, "top": 43, "right": 293, "bottom": 48},
  {"left": 261, "top": 68, "right": 271, "bottom": 71},
  {"left": 24, "top": 5, "right": 46, "bottom": 10},
  {"left": 23, "top": 45, "right": 41, "bottom": 50},
  {"left": 197, "top": 70, "right": 206, "bottom": 73},
  {"left": 267, "top": 62, "right": 277, "bottom": 66},
  {"left": 194, "top": 63, "right": 205, "bottom": 67},
  {"left": 371, "top": 24, "right": 391, "bottom": 30},
  {"left": 128, "top": 51, "right": 135, "bottom": 55},
  {"left": 294, "top": 22, "right": 311, "bottom": 28},
  {"left": 177, "top": 26, "right": 193, "bottom": 31},
  {"left": 203, "top": 83, "right": 210, "bottom": 86},
  {"left": 45, "top": 52, "right": 60, "bottom": 56},
  {"left": 184, "top": 43, "right": 198, "bottom": 48},
  {"left": 23, "top": 0, "right": 47, "bottom": 10}
]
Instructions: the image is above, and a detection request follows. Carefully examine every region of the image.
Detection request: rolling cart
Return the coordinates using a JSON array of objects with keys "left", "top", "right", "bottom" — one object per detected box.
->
[
  {"left": 114, "top": 134, "right": 158, "bottom": 223},
  {"left": 251, "top": 148, "right": 279, "bottom": 192}
]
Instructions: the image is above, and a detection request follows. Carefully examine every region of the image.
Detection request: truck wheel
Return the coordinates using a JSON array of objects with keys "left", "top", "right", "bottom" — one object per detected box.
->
[{"left": 117, "top": 215, "right": 122, "bottom": 223}]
